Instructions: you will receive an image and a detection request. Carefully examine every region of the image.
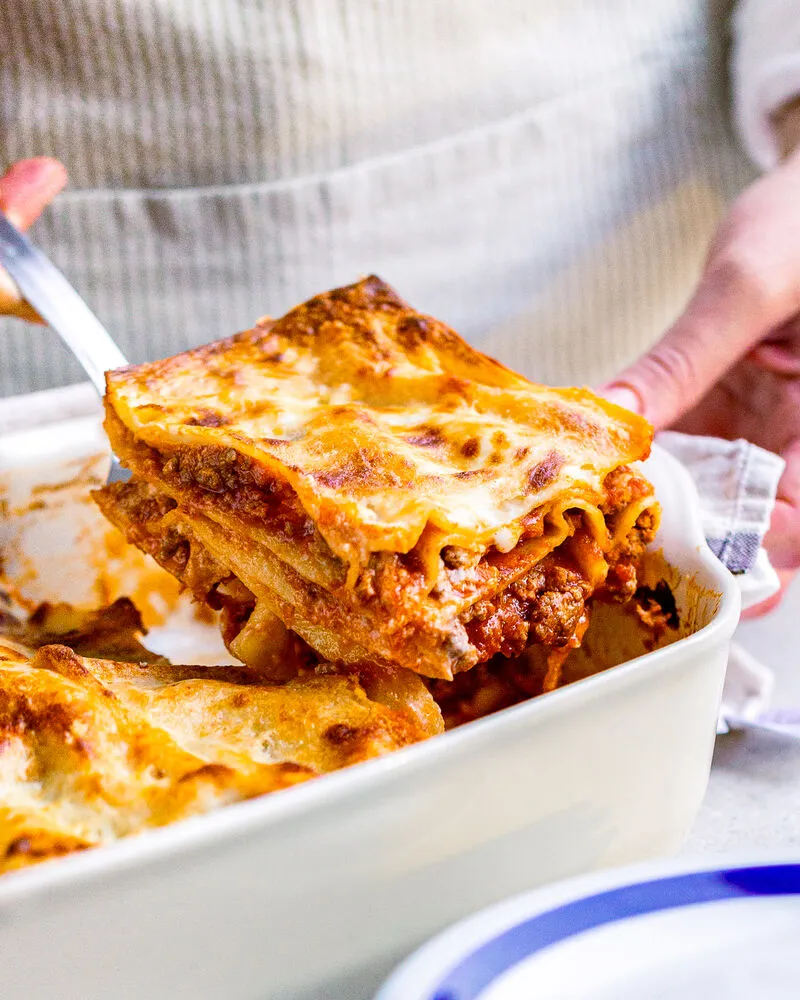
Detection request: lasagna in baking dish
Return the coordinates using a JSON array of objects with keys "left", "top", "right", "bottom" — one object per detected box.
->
[
  {"left": 0, "top": 630, "right": 441, "bottom": 873},
  {"left": 95, "top": 277, "right": 659, "bottom": 685}
]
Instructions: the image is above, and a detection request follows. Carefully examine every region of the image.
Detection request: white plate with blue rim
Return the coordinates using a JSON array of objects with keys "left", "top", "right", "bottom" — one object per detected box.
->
[{"left": 375, "top": 855, "right": 800, "bottom": 1000}]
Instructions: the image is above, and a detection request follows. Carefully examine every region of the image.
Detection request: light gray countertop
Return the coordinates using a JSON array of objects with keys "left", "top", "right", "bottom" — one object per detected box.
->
[{"left": 685, "top": 576, "right": 800, "bottom": 855}]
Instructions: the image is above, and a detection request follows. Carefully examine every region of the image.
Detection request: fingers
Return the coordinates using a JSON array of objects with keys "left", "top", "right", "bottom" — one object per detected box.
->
[
  {"left": 0, "top": 279, "right": 41, "bottom": 322},
  {"left": 0, "top": 158, "right": 67, "bottom": 322},
  {"left": 602, "top": 242, "right": 797, "bottom": 427},
  {"left": 0, "top": 264, "right": 42, "bottom": 322},
  {"left": 765, "top": 439, "right": 800, "bottom": 571},
  {"left": 747, "top": 316, "right": 800, "bottom": 375},
  {"left": 741, "top": 568, "right": 797, "bottom": 618},
  {"left": 0, "top": 157, "right": 67, "bottom": 229},
  {"left": 601, "top": 158, "right": 800, "bottom": 428}
]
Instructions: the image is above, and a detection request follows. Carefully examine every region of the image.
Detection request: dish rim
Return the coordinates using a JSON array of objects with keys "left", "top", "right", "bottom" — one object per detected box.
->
[
  {"left": 375, "top": 852, "right": 800, "bottom": 1000},
  {"left": 0, "top": 442, "right": 741, "bottom": 902}
]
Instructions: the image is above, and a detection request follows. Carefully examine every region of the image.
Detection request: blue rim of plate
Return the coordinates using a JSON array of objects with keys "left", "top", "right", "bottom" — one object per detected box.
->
[{"left": 427, "top": 864, "right": 800, "bottom": 1000}]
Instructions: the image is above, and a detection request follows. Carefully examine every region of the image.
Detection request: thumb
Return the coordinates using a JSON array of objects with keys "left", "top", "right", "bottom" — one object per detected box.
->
[
  {"left": 600, "top": 256, "right": 788, "bottom": 428},
  {"left": 600, "top": 162, "right": 800, "bottom": 428},
  {"left": 0, "top": 157, "right": 68, "bottom": 229},
  {"left": 0, "top": 158, "right": 68, "bottom": 322}
]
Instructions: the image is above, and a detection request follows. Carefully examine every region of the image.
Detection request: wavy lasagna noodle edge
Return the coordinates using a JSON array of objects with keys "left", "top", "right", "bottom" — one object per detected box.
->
[{"left": 98, "top": 276, "right": 660, "bottom": 680}]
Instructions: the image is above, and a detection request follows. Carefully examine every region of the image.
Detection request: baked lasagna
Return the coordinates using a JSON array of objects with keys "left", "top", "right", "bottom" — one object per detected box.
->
[
  {"left": 95, "top": 277, "right": 659, "bottom": 684},
  {"left": 0, "top": 630, "right": 441, "bottom": 873}
]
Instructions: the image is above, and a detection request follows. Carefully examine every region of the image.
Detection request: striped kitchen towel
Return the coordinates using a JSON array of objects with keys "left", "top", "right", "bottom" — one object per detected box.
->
[{"left": 658, "top": 431, "right": 785, "bottom": 576}]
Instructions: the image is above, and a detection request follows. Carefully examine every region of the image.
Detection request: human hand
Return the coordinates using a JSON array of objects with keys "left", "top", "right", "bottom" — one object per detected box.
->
[
  {"left": 0, "top": 158, "right": 67, "bottom": 322},
  {"left": 601, "top": 124, "right": 800, "bottom": 611}
]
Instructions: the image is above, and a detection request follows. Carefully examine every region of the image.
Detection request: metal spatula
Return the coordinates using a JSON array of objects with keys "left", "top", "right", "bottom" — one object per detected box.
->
[{"left": 0, "top": 209, "right": 131, "bottom": 483}]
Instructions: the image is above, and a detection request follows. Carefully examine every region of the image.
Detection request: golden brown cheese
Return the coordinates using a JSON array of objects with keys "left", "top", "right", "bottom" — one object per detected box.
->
[
  {"left": 99, "top": 277, "right": 659, "bottom": 679},
  {"left": 104, "top": 276, "right": 653, "bottom": 571},
  {"left": 0, "top": 643, "right": 442, "bottom": 874}
]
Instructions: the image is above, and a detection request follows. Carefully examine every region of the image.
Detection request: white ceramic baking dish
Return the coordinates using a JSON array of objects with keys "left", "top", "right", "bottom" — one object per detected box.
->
[{"left": 0, "top": 399, "right": 740, "bottom": 1000}]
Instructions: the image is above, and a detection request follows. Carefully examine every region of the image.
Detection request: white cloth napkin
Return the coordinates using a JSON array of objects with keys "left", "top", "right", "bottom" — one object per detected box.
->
[
  {"left": 658, "top": 431, "right": 786, "bottom": 735},
  {"left": 657, "top": 431, "right": 785, "bottom": 579}
]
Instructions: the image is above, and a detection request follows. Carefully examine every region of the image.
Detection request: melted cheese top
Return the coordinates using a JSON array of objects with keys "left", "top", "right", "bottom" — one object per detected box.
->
[
  {"left": 0, "top": 642, "right": 440, "bottom": 873},
  {"left": 106, "top": 276, "right": 654, "bottom": 570}
]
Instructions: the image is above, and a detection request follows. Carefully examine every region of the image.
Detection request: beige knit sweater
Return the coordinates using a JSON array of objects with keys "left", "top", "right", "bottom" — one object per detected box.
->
[{"left": 0, "top": 1, "right": 767, "bottom": 396}]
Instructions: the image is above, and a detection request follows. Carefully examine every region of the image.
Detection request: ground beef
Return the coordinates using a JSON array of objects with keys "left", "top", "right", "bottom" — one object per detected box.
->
[{"left": 463, "top": 558, "right": 591, "bottom": 661}]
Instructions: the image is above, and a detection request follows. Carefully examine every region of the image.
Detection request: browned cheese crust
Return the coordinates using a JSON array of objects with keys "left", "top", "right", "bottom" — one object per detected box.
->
[
  {"left": 0, "top": 641, "right": 442, "bottom": 874},
  {"left": 98, "top": 276, "right": 660, "bottom": 679}
]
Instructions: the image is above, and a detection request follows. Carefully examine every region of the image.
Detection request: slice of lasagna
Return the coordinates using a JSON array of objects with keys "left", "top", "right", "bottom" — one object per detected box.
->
[{"left": 95, "top": 277, "right": 659, "bottom": 681}]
